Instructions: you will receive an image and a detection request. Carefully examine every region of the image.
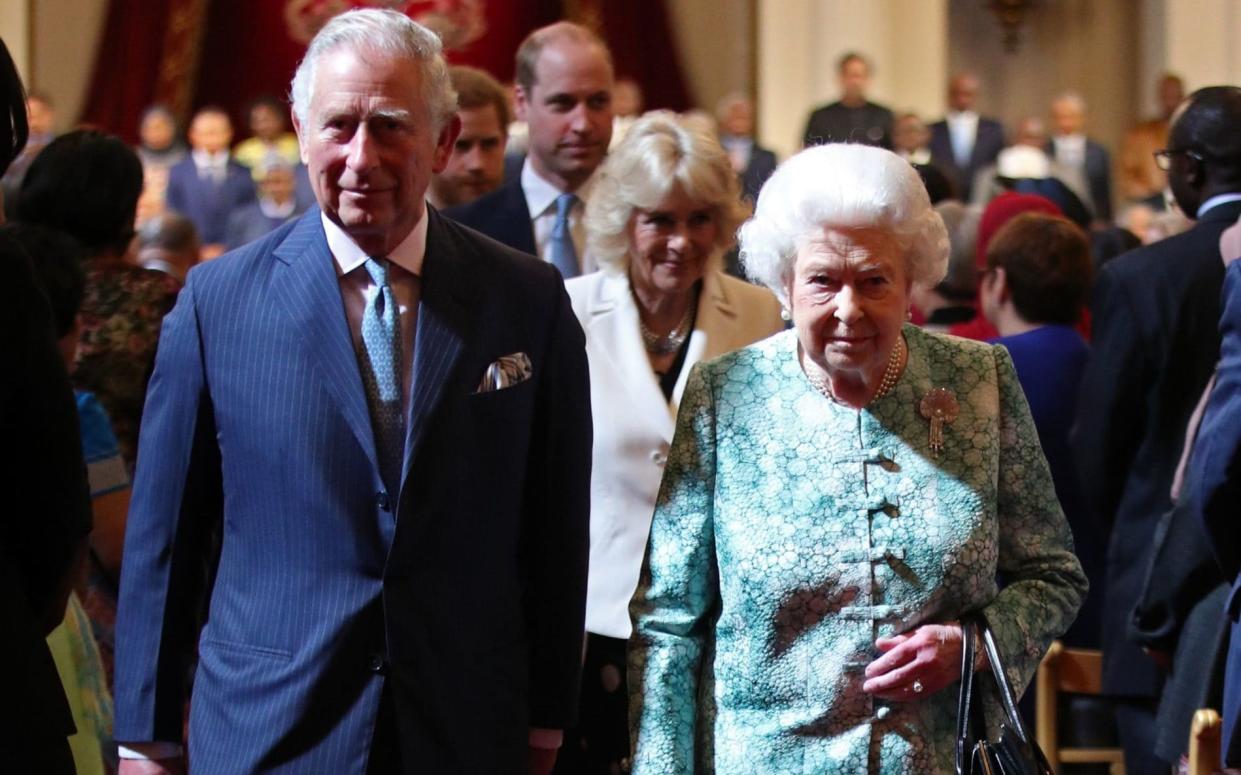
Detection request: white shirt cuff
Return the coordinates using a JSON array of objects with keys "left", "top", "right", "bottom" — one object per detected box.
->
[{"left": 117, "top": 742, "right": 183, "bottom": 760}]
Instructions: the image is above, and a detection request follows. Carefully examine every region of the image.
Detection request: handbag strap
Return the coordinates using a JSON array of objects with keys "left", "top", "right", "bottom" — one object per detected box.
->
[
  {"left": 955, "top": 617, "right": 979, "bottom": 775},
  {"left": 974, "top": 611, "right": 1037, "bottom": 746}
]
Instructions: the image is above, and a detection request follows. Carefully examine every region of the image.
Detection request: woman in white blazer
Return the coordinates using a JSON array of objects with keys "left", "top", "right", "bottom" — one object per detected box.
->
[{"left": 559, "top": 112, "right": 783, "bottom": 773}]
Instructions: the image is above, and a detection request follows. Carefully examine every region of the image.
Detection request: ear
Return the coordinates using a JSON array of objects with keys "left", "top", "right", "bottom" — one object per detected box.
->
[
  {"left": 291, "top": 111, "right": 310, "bottom": 166},
  {"left": 514, "top": 84, "right": 530, "bottom": 123},
  {"left": 431, "top": 113, "right": 462, "bottom": 175},
  {"left": 988, "top": 267, "right": 1009, "bottom": 302}
]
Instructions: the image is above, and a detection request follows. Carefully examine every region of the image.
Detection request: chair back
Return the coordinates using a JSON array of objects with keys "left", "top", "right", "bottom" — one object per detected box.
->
[{"left": 1034, "top": 641, "right": 1126, "bottom": 773}]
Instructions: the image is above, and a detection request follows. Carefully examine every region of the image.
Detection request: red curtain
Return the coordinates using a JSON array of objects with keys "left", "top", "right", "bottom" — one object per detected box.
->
[{"left": 80, "top": 0, "right": 693, "bottom": 143}]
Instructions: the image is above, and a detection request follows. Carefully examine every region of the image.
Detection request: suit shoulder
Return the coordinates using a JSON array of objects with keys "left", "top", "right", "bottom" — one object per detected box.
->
[
  {"left": 443, "top": 181, "right": 524, "bottom": 227},
  {"left": 717, "top": 272, "right": 780, "bottom": 312},
  {"left": 185, "top": 216, "right": 299, "bottom": 290},
  {"left": 435, "top": 211, "right": 557, "bottom": 287}
]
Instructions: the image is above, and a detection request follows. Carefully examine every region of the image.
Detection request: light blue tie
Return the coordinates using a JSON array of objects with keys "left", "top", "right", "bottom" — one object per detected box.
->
[
  {"left": 359, "top": 257, "right": 404, "bottom": 496},
  {"left": 550, "top": 192, "right": 580, "bottom": 279}
]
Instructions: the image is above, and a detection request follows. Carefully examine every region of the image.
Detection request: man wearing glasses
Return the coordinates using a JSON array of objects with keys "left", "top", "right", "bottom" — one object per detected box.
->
[{"left": 1073, "top": 85, "right": 1241, "bottom": 774}]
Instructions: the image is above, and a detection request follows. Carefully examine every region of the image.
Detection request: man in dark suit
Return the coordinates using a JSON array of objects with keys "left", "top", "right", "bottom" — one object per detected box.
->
[
  {"left": 928, "top": 73, "right": 1005, "bottom": 202},
  {"left": 1073, "top": 85, "right": 1241, "bottom": 775},
  {"left": 715, "top": 92, "right": 776, "bottom": 204},
  {"left": 1187, "top": 216, "right": 1241, "bottom": 766},
  {"left": 0, "top": 38, "right": 92, "bottom": 775},
  {"left": 801, "top": 52, "right": 894, "bottom": 149},
  {"left": 165, "top": 106, "right": 256, "bottom": 259},
  {"left": 113, "top": 10, "right": 591, "bottom": 774},
  {"left": 1046, "top": 92, "right": 1113, "bottom": 223},
  {"left": 446, "top": 22, "right": 613, "bottom": 279}
]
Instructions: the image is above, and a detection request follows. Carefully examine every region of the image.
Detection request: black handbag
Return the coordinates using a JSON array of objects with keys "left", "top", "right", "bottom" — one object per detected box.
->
[{"left": 955, "top": 613, "right": 1053, "bottom": 775}]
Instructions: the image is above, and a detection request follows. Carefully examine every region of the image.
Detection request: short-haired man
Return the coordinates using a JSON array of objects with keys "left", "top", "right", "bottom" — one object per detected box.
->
[
  {"left": 446, "top": 21, "right": 614, "bottom": 279},
  {"left": 1074, "top": 85, "right": 1241, "bottom": 775},
  {"left": 801, "top": 52, "right": 894, "bottom": 149},
  {"left": 114, "top": 10, "right": 591, "bottom": 774},
  {"left": 428, "top": 65, "right": 510, "bottom": 209},
  {"left": 927, "top": 73, "right": 1006, "bottom": 201},
  {"left": 165, "top": 106, "right": 256, "bottom": 259},
  {"left": 1047, "top": 92, "right": 1113, "bottom": 223}
]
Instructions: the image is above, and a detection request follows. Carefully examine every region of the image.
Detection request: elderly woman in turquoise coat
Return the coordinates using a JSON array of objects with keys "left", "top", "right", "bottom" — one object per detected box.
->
[{"left": 628, "top": 143, "right": 1088, "bottom": 773}]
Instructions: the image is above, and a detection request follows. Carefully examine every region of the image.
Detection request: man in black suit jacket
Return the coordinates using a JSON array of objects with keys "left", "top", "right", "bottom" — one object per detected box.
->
[
  {"left": 447, "top": 22, "right": 613, "bottom": 279},
  {"left": 1073, "top": 85, "right": 1241, "bottom": 775},
  {"left": 716, "top": 92, "right": 776, "bottom": 203},
  {"left": 1047, "top": 93, "right": 1114, "bottom": 223},
  {"left": 114, "top": 11, "right": 590, "bottom": 774},
  {"left": 927, "top": 73, "right": 1005, "bottom": 202},
  {"left": 802, "top": 52, "right": 894, "bottom": 149}
]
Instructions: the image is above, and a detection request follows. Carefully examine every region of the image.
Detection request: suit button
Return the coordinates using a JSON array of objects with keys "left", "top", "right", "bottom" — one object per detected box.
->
[
  {"left": 367, "top": 653, "right": 387, "bottom": 674},
  {"left": 376, "top": 491, "right": 391, "bottom": 511}
]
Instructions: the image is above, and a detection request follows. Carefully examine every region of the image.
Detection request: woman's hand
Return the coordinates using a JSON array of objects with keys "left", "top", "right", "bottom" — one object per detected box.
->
[{"left": 862, "top": 622, "right": 966, "bottom": 702}]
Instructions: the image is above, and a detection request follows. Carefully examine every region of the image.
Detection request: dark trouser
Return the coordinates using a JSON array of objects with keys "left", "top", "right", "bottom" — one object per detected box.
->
[
  {"left": 1113, "top": 697, "right": 1171, "bottom": 775},
  {"left": 367, "top": 683, "right": 403, "bottom": 774},
  {"left": 554, "top": 633, "right": 630, "bottom": 775}
]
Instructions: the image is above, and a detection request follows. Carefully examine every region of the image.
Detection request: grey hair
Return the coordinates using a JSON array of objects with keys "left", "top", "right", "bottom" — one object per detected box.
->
[
  {"left": 290, "top": 9, "right": 457, "bottom": 131},
  {"left": 584, "top": 110, "right": 749, "bottom": 274},
  {"left": 739, "top": 143, "right": 948, "bottom": 305}
]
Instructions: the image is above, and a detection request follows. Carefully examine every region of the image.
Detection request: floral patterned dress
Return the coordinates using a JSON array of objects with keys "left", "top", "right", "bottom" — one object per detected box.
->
[
  {"left": 73, "top": 261, "right": 180, "bottom": 469},
  {"left": 629, "top": 325, "right": 1087, "bottom": 774}
]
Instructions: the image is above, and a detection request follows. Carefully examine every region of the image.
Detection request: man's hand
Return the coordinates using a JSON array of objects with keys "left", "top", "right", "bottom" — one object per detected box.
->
[
  {"left": 119, "top": 757, "right": 186, "bottom": 775},
  {"left": 528, "top": 745, "right": 558, "bottom": 775}
]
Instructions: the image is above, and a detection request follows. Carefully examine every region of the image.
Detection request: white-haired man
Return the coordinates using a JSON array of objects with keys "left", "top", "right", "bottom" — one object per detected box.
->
[
  {"left": 1047, "top": 92, "right": 1113, "bottom": 222},
  {"left": 113, "top": 9, "right": 591, "bottom": 774}
]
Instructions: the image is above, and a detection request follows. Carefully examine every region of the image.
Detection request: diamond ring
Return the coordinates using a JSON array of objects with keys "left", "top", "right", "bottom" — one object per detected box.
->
[{"left": 911, "top": 679, "right": 924, "bottom": 694}]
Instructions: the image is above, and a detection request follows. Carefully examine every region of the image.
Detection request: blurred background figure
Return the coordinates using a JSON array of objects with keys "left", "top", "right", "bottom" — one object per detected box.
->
[
  {"left": 232, "top": 95, "right": 301, "bottom": 178},
  {"left": 893, "top": 111, "right": 932, "bottom": 165},
  {"left": 1120, "top": 73, "right": 1186, "bottom": 209},
  {"left": 136, "top": 212, "right": 199, "bottom": 283},
  {"left": 428, "top": 65, "right": 510, "bottom": 209},
  {"left": 802, "top": 51, "right": 893, "bottom": 148},
  {"left": 928, "top": 72, "right": 1005, "bottom": 202},
  {"left": 715, "top": 91, "right": 775, "bottom": 204},
  {"left": 225, "top": 162, "right": 304, "bottom": 249},
  {"left": 912, "top": 200, "right": 980, "bottom": 331},
  {"left": 1, "top": 89, "right": 57, "bottom": 219},
  {"left": 133, "top": 105, "right": 186, "bottom": 224},
  {"left": 610, "top": 76, "right": 643, "bottom": 149},
  {"left": 1048, "top": 92, "right": 1113, "bottom": 224},
  {"left": 165, "top": 106, "right": 256, "bottom": 260}
]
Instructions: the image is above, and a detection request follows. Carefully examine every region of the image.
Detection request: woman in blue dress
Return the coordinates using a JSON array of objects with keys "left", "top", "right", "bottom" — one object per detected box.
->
[{"left": 628, "top": 144, "right": 1088, "bottom": 773}]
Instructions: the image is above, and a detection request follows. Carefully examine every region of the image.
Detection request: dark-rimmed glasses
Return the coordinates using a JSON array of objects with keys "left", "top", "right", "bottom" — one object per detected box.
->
[{"left": 1153, "top": 148, "right": 1205, "bottom": 171}]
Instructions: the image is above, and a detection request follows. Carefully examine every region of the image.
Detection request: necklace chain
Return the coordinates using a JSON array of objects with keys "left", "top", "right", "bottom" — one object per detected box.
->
[
  {"left": 639, "top": 295, "right": 696, "bottom": 355},
  {"left": 804, "top": 334, "right": 906, "bottom": 405}
]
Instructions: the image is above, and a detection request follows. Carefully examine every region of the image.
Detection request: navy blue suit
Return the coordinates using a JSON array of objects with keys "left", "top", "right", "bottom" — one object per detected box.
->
[
  {"left": 443, "top": 178, "right": 537, "bottom": 256},
  {"left": 114, "top": 207, "right": 592, "bottom": 772},
  {"left": 1188, "top": 258, "right": 1241, "bottom": 765},
  {"left": 927, "top": 117, "right": 1004, "bottom": 201},
  {"left": 165, "top": 157, "right": 256, "bottom": 245}
]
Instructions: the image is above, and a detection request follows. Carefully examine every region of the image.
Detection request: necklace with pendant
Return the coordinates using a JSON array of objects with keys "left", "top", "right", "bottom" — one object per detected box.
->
[{"left": 640, "top": 292, "right": 697, "bottom": 355}]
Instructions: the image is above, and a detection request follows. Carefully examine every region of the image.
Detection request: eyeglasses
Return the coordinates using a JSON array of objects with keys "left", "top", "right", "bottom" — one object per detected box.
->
[{"left": 1153, "top": 148, "right": 1205, "bottom": 171}]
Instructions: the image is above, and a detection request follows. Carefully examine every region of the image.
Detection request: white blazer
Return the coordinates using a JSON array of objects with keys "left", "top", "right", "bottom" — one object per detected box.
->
[{"left": 566, "top": 268, "right": 784, "bottom": 638}]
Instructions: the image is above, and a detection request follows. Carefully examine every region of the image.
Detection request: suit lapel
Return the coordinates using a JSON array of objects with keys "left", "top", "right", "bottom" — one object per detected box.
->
[
  {"left": 401, "top": 209, "right": 467, "bottom": 490},
  {"left": 270, "top": 210, "right": 381, "bottom": 476}
]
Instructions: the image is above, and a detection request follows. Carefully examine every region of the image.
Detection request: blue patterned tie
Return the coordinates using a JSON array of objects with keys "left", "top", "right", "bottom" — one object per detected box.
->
[
  {"left": 550, "top": 192, "right": 580, "bottom": 279},
  {"left": 360, "top": 257, "right": 404, "bottom": 496}
]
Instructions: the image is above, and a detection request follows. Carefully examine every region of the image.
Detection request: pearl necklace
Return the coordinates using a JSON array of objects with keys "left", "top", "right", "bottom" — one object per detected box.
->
[
  {"left": 804, "top": 334, "right": 906, "bottom": 405},
  {"left": 639, "top": 295, "right": 696, "bottom": 355}
]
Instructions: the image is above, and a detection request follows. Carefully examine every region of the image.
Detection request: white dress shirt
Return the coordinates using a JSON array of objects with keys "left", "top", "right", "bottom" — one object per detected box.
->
[
  {"left": 191, "top": 148, "right": 231, "bottom": 182},
  {"left": 1052, "top": 134, "right": 1087, "bottom": 168},
  {"left": 946, "top": 110, "right": 979, "bottom": 166},
  {"left": 521, "top": 159, "right": 596, "bottom": 275}
]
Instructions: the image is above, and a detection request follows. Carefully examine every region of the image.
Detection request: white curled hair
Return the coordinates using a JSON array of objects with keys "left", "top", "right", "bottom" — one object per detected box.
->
[
  {"left": 739, "top": 143, "right": 949, "bottom": 305},
  {"left": 585, "top": 110, "right": 749, "bottom": 274},
  {"left": 290, "top": 9, "right": 457, "bottom": 131}
]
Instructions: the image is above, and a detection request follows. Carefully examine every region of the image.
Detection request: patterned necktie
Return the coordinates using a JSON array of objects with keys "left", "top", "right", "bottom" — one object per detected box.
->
[
  {"left": 550, "top": 192, "right": 580, "bottom": 279},
  {"left": 359, "top": 257, "right": 405, "bottom": 495}
]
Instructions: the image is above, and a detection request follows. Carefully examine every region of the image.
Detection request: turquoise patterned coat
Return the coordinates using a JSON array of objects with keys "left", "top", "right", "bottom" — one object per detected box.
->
[{"left": 629, "top": 325, "right": 1087, "bottom": 774}]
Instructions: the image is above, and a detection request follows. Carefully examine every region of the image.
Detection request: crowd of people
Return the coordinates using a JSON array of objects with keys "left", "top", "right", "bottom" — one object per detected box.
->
[{"left": 4, "top": 7, "right": 1241, "bottom": 775}]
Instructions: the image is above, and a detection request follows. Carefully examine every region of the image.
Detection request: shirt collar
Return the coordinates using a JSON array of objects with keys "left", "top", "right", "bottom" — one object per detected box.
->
[
  {"left": 192, "top": 149, "right": 230, "bottom": 169},
  {"left": 1197, "top": 193, "right": 1241, "bottom": 219},
  {"left": 1054, "top": 133, "right": 1086, "bottom": 147},
  {"left": 947, "top": 110, "right": 978, "bottom": 122},
  {"left": 521, "top": 157, "right": 595, "bottom": 218},
  {"left": 321, "top": 210, "right": 428, "bottom": 277}
]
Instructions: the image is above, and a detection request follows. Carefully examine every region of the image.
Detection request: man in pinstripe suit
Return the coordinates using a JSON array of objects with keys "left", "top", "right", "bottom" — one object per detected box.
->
[{"left": 114, "top": 10, "right": 591, "bottom": 774}]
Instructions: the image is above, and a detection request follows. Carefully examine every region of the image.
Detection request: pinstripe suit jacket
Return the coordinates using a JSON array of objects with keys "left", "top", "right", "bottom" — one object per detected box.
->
[{"left": 113, "top": 207, "right": 592, "bottom": 773}]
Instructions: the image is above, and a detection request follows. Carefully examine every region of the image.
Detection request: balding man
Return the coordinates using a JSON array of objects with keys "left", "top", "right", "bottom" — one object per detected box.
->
[
  {"left": 114, "top": 10, "right": 590, "bottom": 774},
  {"left": 1074, "top": 86, "right": 1241, "bottom": 774},
  {"left": 447, "top": 22, "right": 614, "bottom": 279},
  {"left": 1047, "top": 92, "right": 1112, "bottom": 222},
  {"left": 928, "top": 73, "right": 1005, "bottom": 201}
]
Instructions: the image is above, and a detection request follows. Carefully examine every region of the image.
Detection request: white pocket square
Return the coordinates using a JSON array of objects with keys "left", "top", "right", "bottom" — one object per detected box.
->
[{"left": 475, "top": 352, "right": 532, "bottom": 393}]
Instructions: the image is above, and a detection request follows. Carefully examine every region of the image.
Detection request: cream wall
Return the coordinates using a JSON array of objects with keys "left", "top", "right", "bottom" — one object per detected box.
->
[
  {"left": 666, "top": 0, "right": 753, "bottom": 116},
  {"left": 756, "top": 0, "right": 947, "bottom": 160},
  {"left": 0, "top": 0, "right": 107, "bottom": 131},
  {"left": 0, "top": 1, "right": 31, "bottom": 84}
]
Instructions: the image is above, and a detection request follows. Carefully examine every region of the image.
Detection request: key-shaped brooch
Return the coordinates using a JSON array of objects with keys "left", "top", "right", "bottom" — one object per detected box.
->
[{"left": 919, "top": 387, "right": 959, "bottom": 457}]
